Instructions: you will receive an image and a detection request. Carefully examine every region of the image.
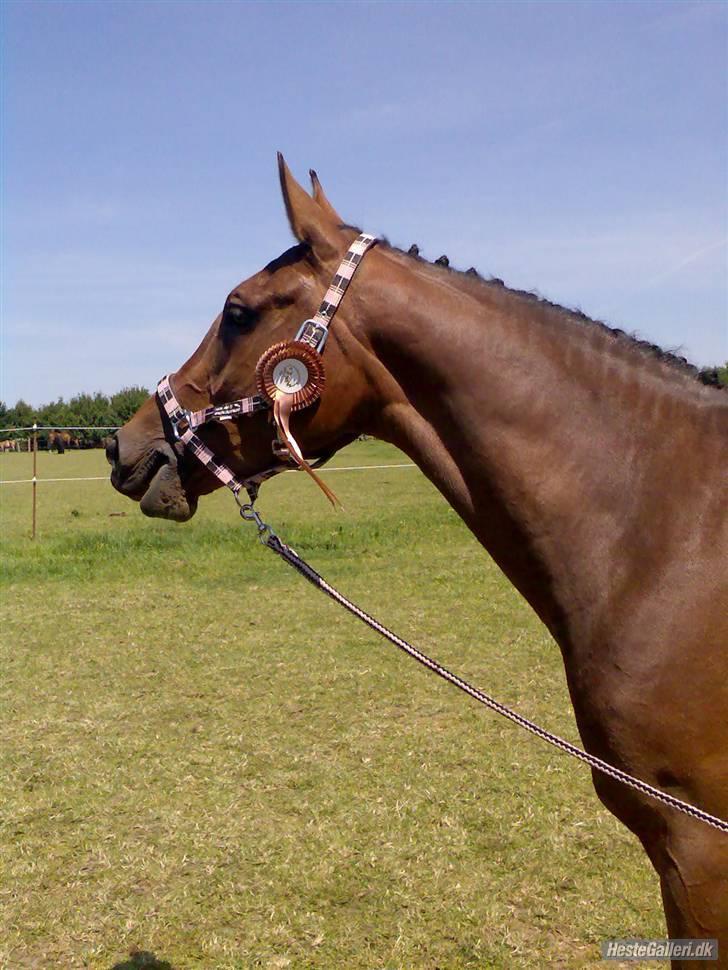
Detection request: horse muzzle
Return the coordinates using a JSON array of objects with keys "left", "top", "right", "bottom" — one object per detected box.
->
[{"left": 108, "top": 433, "right": 198, "bottom": 521}]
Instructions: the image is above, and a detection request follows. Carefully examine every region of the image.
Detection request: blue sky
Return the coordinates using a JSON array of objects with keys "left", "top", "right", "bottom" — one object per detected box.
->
[{"left": 2, "top": 0, "right": 726, "bottom": 406}]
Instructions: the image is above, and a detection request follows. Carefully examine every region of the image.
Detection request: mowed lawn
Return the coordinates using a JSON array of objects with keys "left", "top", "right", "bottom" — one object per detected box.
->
[{"left": 1, "top": 441, "right": 662, "bottom": 969}]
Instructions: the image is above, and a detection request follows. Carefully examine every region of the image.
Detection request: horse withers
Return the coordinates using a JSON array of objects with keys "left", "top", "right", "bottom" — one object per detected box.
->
[{"left": 108, "top": 157, "right": 728, "bottom": 966}]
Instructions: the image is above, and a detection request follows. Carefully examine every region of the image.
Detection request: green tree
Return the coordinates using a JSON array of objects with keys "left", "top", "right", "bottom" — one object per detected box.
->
[
  {"left": 8, "top": 399, "right": 35, "bottom": 429},
  {"left": 110, "top": 386, "right": 151, "bottom": 423},
  {"left": 0, "top": 387, "right": 149, "bottom": 446}
]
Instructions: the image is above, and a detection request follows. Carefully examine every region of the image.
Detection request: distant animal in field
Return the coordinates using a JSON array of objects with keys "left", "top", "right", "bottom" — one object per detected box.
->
[
  {"left": 0, "top": 439, "right": 18, "bottom": 452},
  {"left": 47, "top": 431, "right": 80, "bottom": 454}
]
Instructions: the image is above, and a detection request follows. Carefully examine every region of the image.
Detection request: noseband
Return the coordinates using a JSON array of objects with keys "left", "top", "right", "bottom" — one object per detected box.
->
[{"left": 156, "top": 233, "right": 377, "bottom": 505}]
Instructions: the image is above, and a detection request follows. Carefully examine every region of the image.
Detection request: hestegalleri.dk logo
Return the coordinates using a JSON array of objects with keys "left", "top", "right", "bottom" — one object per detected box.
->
[{"left": 601, "top": 938, "right": 718, "bottom": 961}]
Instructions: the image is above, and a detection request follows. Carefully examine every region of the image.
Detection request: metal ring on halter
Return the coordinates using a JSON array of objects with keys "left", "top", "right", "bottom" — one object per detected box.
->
[
  {"left": 234, "top": 494, "right": 258, "bottom": 519},
  {"left": 169, "top": 409, "right": 190, "bottom": 440}
]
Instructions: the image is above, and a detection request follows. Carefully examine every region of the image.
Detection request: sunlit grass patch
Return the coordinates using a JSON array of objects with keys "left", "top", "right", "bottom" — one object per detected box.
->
[{"left": 1, "top": 440, "right": 662, "bottom": 968}]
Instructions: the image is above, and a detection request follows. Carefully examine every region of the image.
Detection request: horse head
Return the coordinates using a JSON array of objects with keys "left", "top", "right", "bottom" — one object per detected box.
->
[{"left": 108, "top": 156, "right": 387, "bottom": 520}]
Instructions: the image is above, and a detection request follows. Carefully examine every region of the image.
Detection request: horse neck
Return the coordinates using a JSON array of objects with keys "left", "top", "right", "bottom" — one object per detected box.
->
[{"left": 351, "top": 250, "right": 723, "bottom": 652}]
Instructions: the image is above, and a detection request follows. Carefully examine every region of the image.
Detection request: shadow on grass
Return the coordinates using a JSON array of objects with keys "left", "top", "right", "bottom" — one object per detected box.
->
[{"left": 110, "top": 950, "right": 175, "bottom": 970}]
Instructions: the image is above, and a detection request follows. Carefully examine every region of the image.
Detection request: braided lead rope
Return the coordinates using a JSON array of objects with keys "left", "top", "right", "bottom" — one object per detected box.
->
[{"left": 260, "top": 530, "right": 728, "bottom": 835}]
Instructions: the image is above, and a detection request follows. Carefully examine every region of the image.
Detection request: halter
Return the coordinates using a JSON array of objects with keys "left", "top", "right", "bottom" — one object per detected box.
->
[{"left": 156, "top": 233, "right": 377, "bottom": 505}]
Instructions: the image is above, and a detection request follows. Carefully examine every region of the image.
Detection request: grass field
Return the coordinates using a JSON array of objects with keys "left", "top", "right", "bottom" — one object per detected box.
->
[{"left": 1, "top": 441, "right": 663, "bottom": 969}]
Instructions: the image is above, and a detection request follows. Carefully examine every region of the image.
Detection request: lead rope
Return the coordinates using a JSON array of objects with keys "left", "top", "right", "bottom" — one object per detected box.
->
[{"left": 238, "top": 504, "right": 728, "bottom": 835}]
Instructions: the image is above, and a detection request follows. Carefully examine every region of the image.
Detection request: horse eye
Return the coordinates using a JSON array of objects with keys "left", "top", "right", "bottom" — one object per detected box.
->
[{"left": 223, "top": 302, "right": 257, "bottom": 331}]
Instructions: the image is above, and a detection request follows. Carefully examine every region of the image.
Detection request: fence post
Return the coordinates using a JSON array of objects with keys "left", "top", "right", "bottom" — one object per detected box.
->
[{"left": 32, "top": 423, "right": 38, "bottom": 540}]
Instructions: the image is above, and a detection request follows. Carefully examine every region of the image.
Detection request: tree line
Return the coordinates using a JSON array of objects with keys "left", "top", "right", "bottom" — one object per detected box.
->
[{"left": 0, "top": 387, "right": 150, "bottom": 447}]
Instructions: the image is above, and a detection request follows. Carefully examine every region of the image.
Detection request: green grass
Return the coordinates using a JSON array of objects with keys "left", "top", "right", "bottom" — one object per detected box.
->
[{"left": 0, "top": 441, "right": 662, "bottom": 969}]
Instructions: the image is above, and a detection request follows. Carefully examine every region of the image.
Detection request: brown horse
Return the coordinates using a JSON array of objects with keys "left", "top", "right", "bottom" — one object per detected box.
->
[
  {"left": 48, "top": 430, "right": 80, "bottom": 453},
  {"left": 109, "top": 158, "right": 728, "bottom": 965}
]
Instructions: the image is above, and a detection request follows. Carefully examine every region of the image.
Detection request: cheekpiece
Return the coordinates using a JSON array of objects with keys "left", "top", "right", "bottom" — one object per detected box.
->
[{"left": 255, "top": 340, "right": 326, "bottom": 411}]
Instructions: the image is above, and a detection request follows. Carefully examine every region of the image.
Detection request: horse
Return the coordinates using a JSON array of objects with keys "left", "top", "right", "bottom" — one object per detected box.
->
[
  {"left": 108, "top": 157, "right": 728, "bottom": 966},
  {"left": 48, "top": 430, "right": 68, "bottom": 453},
  {"left": 0, "top": 439, "right": 18, "bottom": 452},
  {"left": 48, "top": 430, "right": 80, "bottom": 453}
]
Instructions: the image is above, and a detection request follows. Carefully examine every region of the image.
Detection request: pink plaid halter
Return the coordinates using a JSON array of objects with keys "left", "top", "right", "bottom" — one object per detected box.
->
[{"left": 157, "top": 233, "right": 377, "bottom": 504}]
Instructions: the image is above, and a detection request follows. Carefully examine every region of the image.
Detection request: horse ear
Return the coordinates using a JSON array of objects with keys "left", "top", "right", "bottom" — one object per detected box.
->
[
  {"left": 278, "top": 153, "right": 339, "bottom": 261},
  {"left": 309, "top": 169, "right": 343, "bottom": 224}
]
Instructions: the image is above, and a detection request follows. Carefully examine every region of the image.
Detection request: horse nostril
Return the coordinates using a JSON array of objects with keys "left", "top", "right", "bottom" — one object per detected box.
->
[{"left": 105, "top": 434, "right": 119, "bottom": 465}]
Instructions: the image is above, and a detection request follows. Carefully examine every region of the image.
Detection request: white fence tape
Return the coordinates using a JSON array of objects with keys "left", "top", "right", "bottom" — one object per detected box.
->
[
  {"left": 0, "top": 463, "right": 416, "bottom": 486},
  {"left": 0, "top": 426, "right": 121, "bottom": 433}
]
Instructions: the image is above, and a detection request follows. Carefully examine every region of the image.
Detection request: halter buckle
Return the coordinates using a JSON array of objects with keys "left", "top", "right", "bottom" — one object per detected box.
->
[
  {"left": 295, "top": 319, "right": 328, "bottom": 353},
  {"left": 169, "top": 408, "right": 191, "bottom": 440}
]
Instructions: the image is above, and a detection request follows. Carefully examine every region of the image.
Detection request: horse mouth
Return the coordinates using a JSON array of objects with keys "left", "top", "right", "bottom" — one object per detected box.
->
[{"left": 112, "top": 442, "right": 198, "bottom": 522}]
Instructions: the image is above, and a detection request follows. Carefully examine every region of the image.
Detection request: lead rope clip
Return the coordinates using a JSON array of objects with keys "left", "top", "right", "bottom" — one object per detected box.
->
[{"left": 236, "top": 496, "right": 275, "bottom": 545}]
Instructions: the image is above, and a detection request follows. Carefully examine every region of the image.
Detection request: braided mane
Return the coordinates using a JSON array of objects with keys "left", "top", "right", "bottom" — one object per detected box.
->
[{"left": 391, "top": 239, "right": 725, "bottom": 391}]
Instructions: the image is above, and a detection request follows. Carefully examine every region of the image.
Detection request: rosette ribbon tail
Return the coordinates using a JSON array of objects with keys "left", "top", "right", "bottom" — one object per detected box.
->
[{"left": 273, "top": 392, "right": 343, "bottom": 509}]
